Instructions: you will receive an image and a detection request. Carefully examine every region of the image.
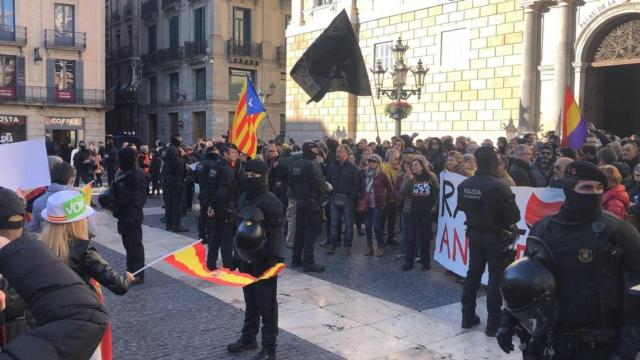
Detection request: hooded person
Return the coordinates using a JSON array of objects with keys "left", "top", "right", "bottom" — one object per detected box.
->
[
  {"left": 109, "top": 147, "right": 148, "bottom": 284},
  {"left": 504, "top": 160, "right": 640, "bottom": 360},
  {"left": 227, "top": 159, "right": 284, "bottom": 360}
]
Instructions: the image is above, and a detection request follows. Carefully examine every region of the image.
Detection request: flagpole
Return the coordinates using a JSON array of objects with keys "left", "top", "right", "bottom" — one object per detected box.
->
[
  {"left": 131, "top": 239, "right": 202, "bottom": 276},
  {"left": 264, "top": 112, "right": 278, "bottom": 138}
]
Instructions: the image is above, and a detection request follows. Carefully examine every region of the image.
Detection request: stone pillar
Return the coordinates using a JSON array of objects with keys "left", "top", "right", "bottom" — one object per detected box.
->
[
  {"left": 519, "top": 3, "right": 541, "bottom": 132},
  {"left": 552, "top": 0, "right": 575, "bottom": 133}
]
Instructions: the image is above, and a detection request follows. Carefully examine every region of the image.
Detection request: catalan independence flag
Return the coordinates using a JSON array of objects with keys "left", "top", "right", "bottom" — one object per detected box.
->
[
  {"left": 229, "top": 77, "right": 266, "bottom": 159},
  {"left": 562, "top": 86, "right": 588, "bottom": 150},
  {"left": 164, "top": 241, "right": 285, "bottom": 287}
]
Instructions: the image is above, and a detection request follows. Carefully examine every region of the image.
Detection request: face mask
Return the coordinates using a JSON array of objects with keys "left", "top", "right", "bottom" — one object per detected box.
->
[
  {"left": 246, "top": 176, "right": 266, "bottom": 193},
  {"left": 79, "top": 144, "right": 86, "bottom": 150},
  {"left": 561, "top": 178, "right": 603, "bottom": 222}
]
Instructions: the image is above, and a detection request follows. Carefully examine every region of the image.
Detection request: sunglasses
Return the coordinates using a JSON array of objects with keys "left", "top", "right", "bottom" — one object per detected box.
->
[
  {"left": 367, "top": 159, "right": 379, "bottom": 163},
  {"left": 540, "top": 151, "right": 553, "bottom": 156}
]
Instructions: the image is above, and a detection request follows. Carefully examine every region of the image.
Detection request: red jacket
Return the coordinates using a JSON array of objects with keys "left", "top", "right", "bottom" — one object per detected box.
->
[
  {"left": 360, "top": 170, "right": 393, "bottom": 209},
  {"left": 602, "top": 184, "right": 630, "bottom": 219}
]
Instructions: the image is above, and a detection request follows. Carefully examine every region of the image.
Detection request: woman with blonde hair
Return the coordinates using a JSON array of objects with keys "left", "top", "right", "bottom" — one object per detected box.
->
[
  {"left": 400, "top": 155, "right": 439, "bottom": 270},
  {"left": 446, "top": 150, "right": 467, "bottom": 176},
  {"left": 41, "top": 190, "right": 133, "bottom": 359}
]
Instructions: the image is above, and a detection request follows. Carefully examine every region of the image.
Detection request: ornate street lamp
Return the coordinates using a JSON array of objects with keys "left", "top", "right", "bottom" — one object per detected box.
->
[
  {"left": 504, "top": 118, "right": 518, "bottom": 140},
  {"left": 371, "top": 38, "right": 428, "bottom": 137}
]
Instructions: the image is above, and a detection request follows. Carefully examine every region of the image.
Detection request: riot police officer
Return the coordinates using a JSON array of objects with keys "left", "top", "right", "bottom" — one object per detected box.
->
[
  {"left": 111, "top": 147, "right": 148, "bottom": 284},
  {"left": 290, "top": 141, "right": 328, "bottom": 272},
  {"left": 206, "top": 144, "right": 240, "bottom": 270},
  {"left": 162, "top": 134, "right": 189, "bottom": 233},
  {"left": 457, "top": 145, "right": 521, "bottom": 336},
  {"left": 227, "top": 159, "right": 283, "bottom": 360},
  {"left": 195, "top": 147, "right": 219, "bottom": 241},
  {"left": 498, "top": 161, "right": 640, "bottom": 359}
]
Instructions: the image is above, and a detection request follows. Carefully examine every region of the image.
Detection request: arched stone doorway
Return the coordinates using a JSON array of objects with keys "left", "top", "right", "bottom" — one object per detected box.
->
[{"left": 581, "top": 15, "right": 640, "bottom": 136}]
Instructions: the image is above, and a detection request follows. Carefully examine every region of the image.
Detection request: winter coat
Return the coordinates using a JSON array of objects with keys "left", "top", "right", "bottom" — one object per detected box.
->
[
  {"left": 0, "top": 234, "right": 108, "bottom": 360},
  {"left": 531, "top": 160, "right": 554, "bottom": 187},
  {"left": 602, "top": 184, "right": 630, "bottom": 219},
  {"left": 68, "top": 238, "right": 131, "bottom": 295},
  {"left": 508, "top": 159, "right": 536, "bottom": 187},
  {"left": 327, "top": 160, "right": 360, "bottom": 201},
  {"left": 360, "top": 169, "right": 393, "bottom": 209},
  {"left": 400, "top": 172, "right": 440, "bottom": 215},
  {"left": 111, "top": 166, "right": 148, "bottom": 223}
]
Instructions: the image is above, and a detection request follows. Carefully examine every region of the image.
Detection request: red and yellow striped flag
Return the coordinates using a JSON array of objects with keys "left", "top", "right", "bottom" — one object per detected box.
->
[
  {"left": 229, "top": 77, "right": 266, "bottom": 159},
  {"left": 80, "top": 181, "right": 94, "bottom": 205},
  {"left": 164, "top": 242, "right": 285, "bottom": 287}
]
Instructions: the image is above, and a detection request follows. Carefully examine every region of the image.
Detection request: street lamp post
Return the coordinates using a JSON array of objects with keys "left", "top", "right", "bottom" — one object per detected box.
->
[{"left": 371, "top": 38, "right": 428, "bottom": 137}]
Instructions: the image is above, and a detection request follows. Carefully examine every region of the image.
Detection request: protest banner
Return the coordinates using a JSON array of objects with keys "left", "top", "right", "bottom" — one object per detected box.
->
[
  {"left": 434, "top": 171, "right": 565, "bottom": 283},
  {"left": 0, "top": 138, "right": 51, "bottom": 190}
]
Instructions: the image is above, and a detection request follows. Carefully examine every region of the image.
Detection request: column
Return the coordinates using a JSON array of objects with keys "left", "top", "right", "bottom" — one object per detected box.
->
[
  {"left": 519, "top": 3, "right": 541, "bottom": 132},
  {"left": 552, "top": 0, "right": 575, "bottom": 133}
]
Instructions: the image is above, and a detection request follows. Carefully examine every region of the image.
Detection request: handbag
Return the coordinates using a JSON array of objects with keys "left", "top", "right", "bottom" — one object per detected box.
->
[
  {"left": 356, "top": 193, "right": 370, "bottom": 213},
  {"left": 334, "top": 193, "right": 349, "bottom": 208}
]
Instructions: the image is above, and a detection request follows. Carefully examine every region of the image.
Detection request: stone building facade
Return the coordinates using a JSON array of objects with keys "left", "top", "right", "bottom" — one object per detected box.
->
[
  {"left": 107, "top": 0, "right": 291, "bottom": 146},
  {"left": 287, "top": 0, "right": 640, "bottom": 142},
  {"left": 0, "top": 0, "right": 108, "bottom": 147}
]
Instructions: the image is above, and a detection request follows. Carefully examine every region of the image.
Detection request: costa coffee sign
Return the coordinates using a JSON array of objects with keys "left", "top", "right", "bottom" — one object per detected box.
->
[
  {"left": 45, "top": 117, "right": 84, "bottom": 128},
  {"left": 0, "top": 115, "right": 26, "bottom": 144},
  {"left": 0, "top": 86, "right": 15, "bottom": 99}
]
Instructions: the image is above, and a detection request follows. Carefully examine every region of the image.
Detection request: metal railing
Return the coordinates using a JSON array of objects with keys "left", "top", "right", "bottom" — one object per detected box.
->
[
  {"left": 111, "top": 10, "right": 121, "bottom": 23},
  {"left": 184, "top": 40, "right": 207, "bottom": 58},
  {"left": 44, "top": 30, "right": 87, "bottom": 50},
  {"left": 141, "top": 51, "right": 158, "bottom": 69},
  {"left": 0, "top": 25, "right": 27, "bottom": 45},
  {"left": 277, "top": 45, "right": 286, "bottom": 67},
  {"left": 157, "top": 47, "right": 184, "bottom": 65},
  {"left": 141, "top": 0, "right": 158, "bottom": 20},
  {"left": 0, "top": 86, "right": 113, "bottom": 107},
  {"left": 226, "top": 40, "right": 263, "bottom": 58}
]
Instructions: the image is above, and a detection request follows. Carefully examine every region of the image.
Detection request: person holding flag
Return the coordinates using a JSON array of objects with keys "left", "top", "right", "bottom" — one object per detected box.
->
[{"left": 229, "top": 77, "right": 267, "bottom": 159}]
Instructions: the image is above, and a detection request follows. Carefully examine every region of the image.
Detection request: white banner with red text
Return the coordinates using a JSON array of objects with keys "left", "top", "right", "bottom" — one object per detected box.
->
[{"left": 433, "top": 171, "right": 565, "bottom": 284}]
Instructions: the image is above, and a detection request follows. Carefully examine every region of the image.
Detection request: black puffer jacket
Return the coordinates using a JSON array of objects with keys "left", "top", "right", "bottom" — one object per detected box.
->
[
  {"left": 0, "top": 234, "right": 108, "bottom": 360},
  {"left": 112, "top": 166, "right": 148, "bottom": 223},
  {"left": 0, "top": 276, "right": 36, "bottom": 347},
  {"left": 327, "top": 160, "right": 360, "bottom": 201},
  {"left": 68, "top": 238, "right": 130, "bottom": 295},
  {"left": 508, "top": 158, "right": 536, "bottom": 187}
]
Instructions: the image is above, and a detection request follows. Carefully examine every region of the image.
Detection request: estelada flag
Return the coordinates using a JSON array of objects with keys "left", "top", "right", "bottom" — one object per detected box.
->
[
  {"left": 561, "top": 86, "right": 588, "bottom": 150},
  {"left": 229, "top": 78, "right": 266, "bottom": 159},
  {"left": 164, "top": 241, "right": 285, "bottom": 287},
  {"left": 290, "top": 9, "right": 372, "bottom": 103},
  {"left": 80, "top": 181, "right": 93, "bottom": 205}
]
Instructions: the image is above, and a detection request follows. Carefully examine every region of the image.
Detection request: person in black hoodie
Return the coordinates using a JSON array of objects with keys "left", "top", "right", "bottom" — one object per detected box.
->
[
  {"left": 426, "top": 137, "right": 445, "bottom": 175},
  {"left": 73, "top": 140, "right": 94, "bottom": 186},
  {"left": 104, "top": 139, "right": 119, "bottom": 187},
  {"left": 110, "top": 147, "right": 148, "bottom": 284}
]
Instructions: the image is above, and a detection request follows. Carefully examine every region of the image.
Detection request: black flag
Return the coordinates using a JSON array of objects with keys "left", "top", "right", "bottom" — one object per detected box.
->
[{"left": 290, "top": 9, "right": 372, "bottom": 103}]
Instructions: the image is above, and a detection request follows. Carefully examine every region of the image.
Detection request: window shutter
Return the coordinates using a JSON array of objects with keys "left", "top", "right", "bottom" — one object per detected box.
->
[
  {"left": 16, "top": 57, "right": 25, "bottom": 100},
  {"left": 75, "top": 61, "right": 83, "bottom": 103},
  {"left": 47, "top": 59, "right": 55, "bottom": 101}
]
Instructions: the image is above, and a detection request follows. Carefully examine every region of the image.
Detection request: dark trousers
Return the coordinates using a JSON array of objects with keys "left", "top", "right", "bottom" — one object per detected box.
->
[
  {"left": 292, "top": 206, "right": 320, "bottom": 266},
  {"left": 405, "top": 215, "right": 432, "bottom": 266},
  {"left": 184, "top": 182, "right": 194, "bottom": 212},
  {"left": 117, "top": 221, "right": 145, "bottom": 278},
  {"left": 364, "top": 207, "right": 384, "bottom": 247},
  {"left": 207, "top": 221, "right": 234, "bottom": 269},
  {"left": 150, "top": 176, "right": 161, "bottom": 195},
  {"left": 385, "top": 204, "right": 397, "bottom": 243},
  {"left": 242, "top": 277, "right": 278, "bottom": 349},
  {"left": 107, "top": 166, "right": 117, "bottom": 186},
  {"left": 94, "top": 173, "right": 103, "bottom": 188},
  {"left": 163, "top": 181, "right": 185, "bottom": 230},
  {"left": 197, "top": 201, "right": 212, "bottom": 241},
  {"left": 549, "top": 336, "right": 615, "bottom": 360},
  {"left": 461, "top": 231, "right": 513, "bottom": 326}
]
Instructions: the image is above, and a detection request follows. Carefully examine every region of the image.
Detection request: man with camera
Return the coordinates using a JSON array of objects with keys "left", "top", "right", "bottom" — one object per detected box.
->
[{"left": 457, "top": 145, "right": 521, "bottom": 336}]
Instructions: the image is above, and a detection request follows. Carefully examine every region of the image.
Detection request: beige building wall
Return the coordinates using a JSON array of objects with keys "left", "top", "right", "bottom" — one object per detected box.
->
[
  {"left": 0, "top": 0, "right": 107, "bottom": 145},
  {"left": 286, "top": 0, "right": 524, "bottom": 142}
]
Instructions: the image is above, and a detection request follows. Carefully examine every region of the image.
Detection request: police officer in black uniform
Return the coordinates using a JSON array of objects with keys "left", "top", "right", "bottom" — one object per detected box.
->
[
  {"left": 457, "top": 145, "right": 521, "bottom": 336},
  {"left": 498, "top": 161, "right": 640, "bottom": 359},
  {"left": 207, "top": 144, "right": 239, "bottom": 270},
  {"left": 111, "top": 147, "right": 148, "bottom": 284},
  {"left": 162, "top": 134, "right": 189, "bottom": 233},
  {"left": 195, "top": 146, "right": 219, "bottom": 241},
  {"left": 290, "top": 141, "right": 328, "bottom": 272},
  {"left": 227, "top": 159, "right": 283, "bottom": 360}
]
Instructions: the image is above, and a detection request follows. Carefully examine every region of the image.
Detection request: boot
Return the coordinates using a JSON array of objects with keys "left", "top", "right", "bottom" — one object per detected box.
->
[
  {"left": 303, "top": 264, "right": 325, "bottom": 273},
  {"left": 375, "top": 247, "right": 384, "bottom": 257},
  {"left": 326, "top": 245, "right": 337, "bottom": 255},
  {"left": 344, "top": 247, "right": 351, "bottom": 256},
  {"left": 461, "top": 314, "right": 480, "bottom": 329},
  {"left": 364, "top": 244, "right": 373, "bottom": 256},
  {"left": 227, "top": 338, "right": 258, "bottom": 353},
  {"left": 252, "top": 348, "right": 276, "bottom": 360}
]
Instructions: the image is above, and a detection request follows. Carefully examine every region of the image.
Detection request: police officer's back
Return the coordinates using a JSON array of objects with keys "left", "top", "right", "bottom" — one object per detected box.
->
[
  {"left": 457, "top": 145, "right": 520, "bottom": 336},
  {"left": 194, "top": 147, "right": 219, "bottom": 241},
  {"left": 161, "top": 135, "right": 188, "bottom": 232},
  {"left": 498, "top": 161, "right": 640, "bottom": 359},
  {"left": 227, "top": 159, "right": 283, "bottom": 360}
]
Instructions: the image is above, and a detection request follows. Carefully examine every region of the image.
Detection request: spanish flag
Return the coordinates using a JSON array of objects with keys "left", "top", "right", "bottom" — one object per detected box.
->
[
  {"left": 164, "top": 241, "right": 285, "bottom": 287},
  {"left": 229, "top": 77, "right": 266, "bottom": 159},
  {"left": 561, "top": 86, "right": 588, "bottom": 150}
]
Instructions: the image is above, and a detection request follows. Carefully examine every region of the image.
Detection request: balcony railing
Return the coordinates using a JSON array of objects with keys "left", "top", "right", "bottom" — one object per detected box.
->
[
  {"left": 162, "top": 0, "right": 180, "bottom": 11},
  {"left": 141, "top": 51, "right": 158, "bottom": 70},
  {"left": 44, "top": 30, "right": 87, "bottom": 50},
  {"left": 226, "top": 40, "right": 263, "bottom": 58},
  {"left": 111, "top": 10, "right": 121, "bottom": 23},
  {"left": 277, "top": 45, "right": 286, "bottom": 67},
  {"left": 109, "top": 45, "right": 133, "bottom": 61},
  {"left": 123, "top": 2, "right": 134, "bottom": 19},
  {"left": 0, "top": 86, "right": 113, "bottom": 107},
  {"left": 157, "top": 47, "right": 184, "bottom": 65},
  {"left": 0, "top": 25, "right": 27, "bottom": 46},
  {"left": 141, "top": 0, "right": 159, "bottom": 21},
  {"left": 184, "top": 40, "right": 207, "bottom": 58}
]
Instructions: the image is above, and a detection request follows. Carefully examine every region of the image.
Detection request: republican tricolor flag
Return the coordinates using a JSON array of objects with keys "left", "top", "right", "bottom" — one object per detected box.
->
[
  {"left": 229, "top": 77, "right": 266, "bottom": 159},
  {"left": 561, "top": 86, "right": 588, "bottom": 150}
]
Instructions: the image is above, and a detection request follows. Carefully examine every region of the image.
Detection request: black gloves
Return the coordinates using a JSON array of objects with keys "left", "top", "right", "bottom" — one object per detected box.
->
[{"left": 496, "top": 327, "right": 515, "bottom": 354}]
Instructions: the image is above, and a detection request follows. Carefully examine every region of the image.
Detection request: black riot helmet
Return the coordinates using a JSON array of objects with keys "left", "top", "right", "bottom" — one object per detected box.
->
[
  {"left": 98, "top": 188, "right": 116, "bottom": 212},
  {"left": 234, "top": 207, "right": 266, "bottom": 263},
  {"left": 500, "top": 257, "right": 558, "bottom": 336}
]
